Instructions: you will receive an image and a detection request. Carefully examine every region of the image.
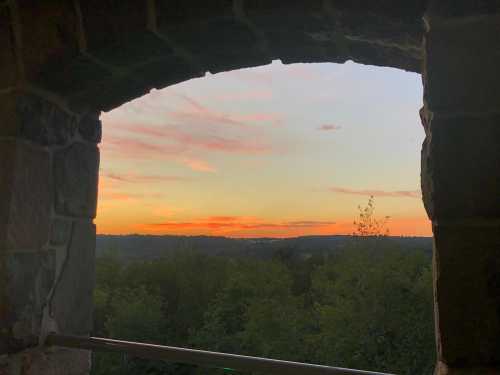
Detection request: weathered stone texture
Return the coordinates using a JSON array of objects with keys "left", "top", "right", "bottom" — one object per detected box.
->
[
  {"left": 427, "top": 0, "right": 500, "bottom": 18},
  {"left": 435, "top": 362, "right": 500, "bottom": 375},
  {"left": 54, "top": 143, "right": 99, "bottom": 218},
  {"left": 158, "top": 1, "right": 269, "bottom": 73},
  {"left": 3, "top": 347, "right": 91, "bottom": 375},
  {"left": 78, "top": 114, "right": 102, "bottom": 144},
  {"left": 50, "top": 221, "right": 95, "bottom": 335},
  {"left": 19, "top": 0, "right": 80, "bottom": 84},
  {"left": 80, "top": 0, "right": 171, "bottom": 66},
  {"left": 421, "top": 113, "right": 500, "bottom": 220},
  {"left": 18, "top": 96, "right": 77, "bottom": 146},
  {"left": 5, "top": 251, "right": 55, "bottom": 352},
  {"left": 6, "top": 143, "right": 51, "bottom": 251},
  {"left": 49, "top": 219, "right": 72, "bottom": 247},
  {"left": 424, "top": 16, "right": 500, "bottom": 113},
  {"left": 433, "top": 224, "right": 500, "bottom": 366},
  {"left": 0, "top": 7, "right": 17, "bottom": 89}
]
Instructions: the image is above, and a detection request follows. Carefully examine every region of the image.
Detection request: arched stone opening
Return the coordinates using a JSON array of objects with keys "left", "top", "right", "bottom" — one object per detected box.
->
[{"left": 0, "top": 1, "right": 499, "bottom": 375}]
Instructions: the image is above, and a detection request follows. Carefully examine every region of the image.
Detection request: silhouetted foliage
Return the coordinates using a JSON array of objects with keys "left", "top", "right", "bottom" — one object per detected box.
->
[{"left": 92, "top": 200, "right": 435, "bottom": 375}]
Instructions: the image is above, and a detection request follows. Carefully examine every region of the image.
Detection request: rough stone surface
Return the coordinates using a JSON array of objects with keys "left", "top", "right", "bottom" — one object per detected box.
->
[
  {"left": 50, "top": 221, "right": 95, "bottom": 335},
  {"left": 421, "top": 113, "right": 500, "bottom": 220},
  {"left": 131, "top": 56, "right": 201, "bottom": 91},
  {"left": 54, "top": 143, "right": 99, "bottom": 218},
  {"left": 0, "top": 7, "right": 17, "bottom": 89},
  {"left": 3, "top": 347, "right": 91, "bottom": 375},
  {"left": 78, "top": 114, "right": 102, "bottom": 144},
  {"left": 435, "top": 361, "right": 500, "bottom": 375},
  {"left": 11, "top": 0, "right": 423, "bottom": 110},
  {"left": 38, "top": 56, "right": 112, "bottom": 101},
  {"left": 5, "top": 251, "right": 55, "bottom": 352},
  {"left": 80, "top": 0, "right": 172, "bottom": 67},
  {"left": 433, "top": 223, "right": 500, "bottom": 366},
  {"left": 427, "top": 1, "right": 500, "bottom": 18},
  {"left": 18, "top": 96, "right": 77, "bottom": 146},
  {"left": 157, "top": 1, "right": 268, "bottom": 73},
  {"left": 18, "top": 0, "right": 80, "bottom": 84},
  {"left": 49, "top": 219, "right": 72, "bottom": 247},
  {"left": 425, "top": 16, "right": 500, "bottom": 113},
  {"left": 0, "top": 94, "right": 22, "bottom": 138},
  {"left": 6, "top": 143, "right": 51, "bottom": 251}
]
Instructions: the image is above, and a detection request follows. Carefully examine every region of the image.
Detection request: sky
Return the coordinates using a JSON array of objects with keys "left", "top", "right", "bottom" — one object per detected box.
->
[{"left": 96, "top": 60, "right": 431, "bottom": 238}]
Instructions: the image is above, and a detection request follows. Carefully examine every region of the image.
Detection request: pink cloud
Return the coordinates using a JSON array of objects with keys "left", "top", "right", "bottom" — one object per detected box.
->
[
  {"left": 328, "top": 186, "right": 421, "bottom": 198},
  {"left": 181, "top": 158, "right": 217, "bottom": 173},
  {"left": 104, "top": 172, "right": 190, "bottom": 183},
  {"left": 104, "top": 136, "right": 185, "bottom": 159},
  {"left": 211, "top": 90, "right": 273, "bottom": 102},
  {"left": 318, "top": 124, "right": 342, "bottom": 131},
  {"left": 121, "top": 124, "right": 272, "bottom": 154},
  {"left": 145, "top": 217, "right": 336, "bottom": 232}
]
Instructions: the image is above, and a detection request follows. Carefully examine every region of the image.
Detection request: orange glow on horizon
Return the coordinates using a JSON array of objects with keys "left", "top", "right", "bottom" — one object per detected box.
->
[{"left": 96, "top": 215, "right": 432, "bottom": 238}]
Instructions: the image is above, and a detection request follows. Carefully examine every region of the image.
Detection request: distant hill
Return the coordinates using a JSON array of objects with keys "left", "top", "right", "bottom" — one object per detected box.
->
[{"left": 96, "top": 234, "right": 433, "bottom": 262}]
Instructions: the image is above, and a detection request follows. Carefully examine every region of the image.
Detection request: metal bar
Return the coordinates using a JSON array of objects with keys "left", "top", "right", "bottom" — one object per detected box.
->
[{"left": 46, "top": 334, "right": 395, "bottom": 375}]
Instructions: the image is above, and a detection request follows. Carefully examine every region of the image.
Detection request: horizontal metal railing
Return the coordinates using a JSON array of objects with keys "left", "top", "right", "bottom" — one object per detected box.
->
[{"left": 46, "top": 334, "right": 395, "bottom": 375}]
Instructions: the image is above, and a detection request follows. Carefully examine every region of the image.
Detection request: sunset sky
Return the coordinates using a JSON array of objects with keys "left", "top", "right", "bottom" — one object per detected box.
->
[{"left": 96, "top": 60, "right": 431, "bottom": 237}]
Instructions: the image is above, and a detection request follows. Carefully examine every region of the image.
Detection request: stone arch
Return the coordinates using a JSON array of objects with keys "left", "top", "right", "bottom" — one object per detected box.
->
[{"left": 1, "top": 1, "right": 499, "bottom": 375}]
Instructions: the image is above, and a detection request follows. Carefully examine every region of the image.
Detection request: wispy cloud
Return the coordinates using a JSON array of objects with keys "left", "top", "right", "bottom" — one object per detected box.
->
[
  {"left": 318, "top": 124, "right": 342, "bottom": 131},
  {"left": 104, "top": 172, "right": 190, "bottom": 183},
  {"left": 140, "top": 216, "right": 337, "bottom": 237},
  {"left": 120, "top": 124, "right": 272, "bottom": 155},
  {"left": 328, "top": 186, "right": 421, "bottom": 198},
  {"left": 211, "top": 90, "right": 273, "bottom": 102},
  {"left": 181, "top": 158, "right": 217, "bottom": 173}
]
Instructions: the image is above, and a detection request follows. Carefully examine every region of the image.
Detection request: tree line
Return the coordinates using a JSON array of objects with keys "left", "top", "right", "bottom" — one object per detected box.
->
[{"left": 92, "top": 199, "right": 435, "bottom": 375}]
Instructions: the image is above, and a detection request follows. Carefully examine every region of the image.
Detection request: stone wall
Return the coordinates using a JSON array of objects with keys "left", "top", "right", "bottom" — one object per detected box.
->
[
  {"left": 0, "top": 91, "right": 100, "bottom": 374},
  {"left": 0, "top": 1, "right": 499, "bottom": 375},
  {"left": 421, "top": 3, "right": 500, "bottom": 374}
]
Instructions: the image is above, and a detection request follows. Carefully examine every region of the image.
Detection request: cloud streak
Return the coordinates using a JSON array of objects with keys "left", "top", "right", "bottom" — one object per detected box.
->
[
  {"left": 328, "top": 186, "right": 421, "bottom": 198},
  {"left": 104, "top": 172, "right": 191, "bottom": 183},
  {"left": 141, "top": 216, "right": 337, "bottom": 237},
  {"left": 318, "top": 124, "right": 342, "bottom": 131}
]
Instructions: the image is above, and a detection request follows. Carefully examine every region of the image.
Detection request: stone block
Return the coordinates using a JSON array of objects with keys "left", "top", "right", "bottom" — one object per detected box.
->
[
  {"left": 6, "top": 143, "right": 51, "bottom": 251},
  {"left": 54, "top": 143, "right": 99, "bottom": 218},
  {"left": 427, "top": 0, "right": 500, "bottom": 18},
  {"left": 78, "top": 114, "right": 102, "bottom": 144},
  {"left": 131, "top": 56, "right": 201, "bottom": 91},
  {"left": 37, "top": 56, "right": 112, "bottom": 100},
  {"left": 0, "top": 94, "right": 22, "bottom": 138},
  {"left": 18, "top": 0, "right": 80, "bottom": 84},
  {"left": 71, "top": 75, "right": 150, "bottom": 112},
  {"left": 0, "top": 7, "right": 17, "bottom": 89},
  {"left": 433, "top": 223, "right": 500, "bottom": 366},
  {"left": 5, "top": 347, "right": 91, "bottom": 375},
  {"left": 80, "top": 0, "right": 172, "bottom": 67},
  {"left": 0, "top": 141, "right": 16, "bottom": 248},
  {"left": 17, "top": 95, "right": 77, "bottom": 146},
  {"left": 5, "top": 251, "right": 55, "bottom": 352},
  {"left": 158, "top": 1, "right": 269, "bottom": 73},
  {"left": 49, "top": 219, "right": 72, "bottom": 247},
  {"left": 50, "top": 221, "right": 95, "bottom": 335},
  {"left": 421, "top": 113, "right": 500, "bottom": 220},
  {"left": 435, "top": 361, "right": 500, "bottom": 375},
  {"left": 243, "top": 1, "right": 332, "bottom": 64},
  {"left": 425, "top": 16, "right": 500, "bottom": 113}
]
